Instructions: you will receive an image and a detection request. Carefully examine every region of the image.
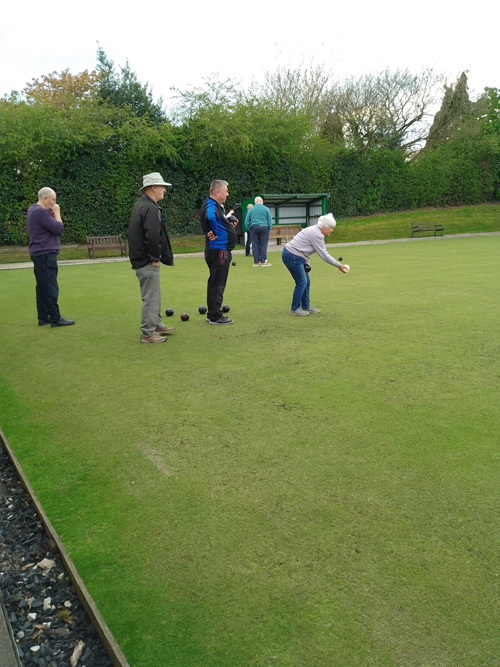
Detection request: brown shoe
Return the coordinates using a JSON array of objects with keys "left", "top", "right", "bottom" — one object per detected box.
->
[
  {"left": 156, "top": 324, "right": 176, "bottom": 335},
  {"left": 140, "top": 333, "right": 167, "bottom": 343}
]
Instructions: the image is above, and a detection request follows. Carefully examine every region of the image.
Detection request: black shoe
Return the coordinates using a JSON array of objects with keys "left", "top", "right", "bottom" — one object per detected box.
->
[
  {"left": 208, "top": 316, "right": 233, "bottom": 325},
  {"left": 38, "top": 318, "right": 51, "bottom": 326},
  {"left": 51, "top": 317, "right": 75, "bottom": 327}
]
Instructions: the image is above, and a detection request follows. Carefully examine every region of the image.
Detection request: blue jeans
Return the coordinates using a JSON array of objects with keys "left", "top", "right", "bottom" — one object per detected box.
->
[
  {"left": 282, "top": 247, "right": 310, "bottom": 310},
  {"left": 250, "top": 225, "right": 270, "bottom": 263}
]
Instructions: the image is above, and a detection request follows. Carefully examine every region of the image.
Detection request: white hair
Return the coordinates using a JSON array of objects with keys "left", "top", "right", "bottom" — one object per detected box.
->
[
  {"left": 38, "top": 187, "right": 55, "bottom": 200},
  {"left": 317, "top": 213, "right": 336, "bottom": 230}
]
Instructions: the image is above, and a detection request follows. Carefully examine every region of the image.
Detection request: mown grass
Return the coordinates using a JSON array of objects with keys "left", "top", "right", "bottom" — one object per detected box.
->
[
  {"left": 1, "top": 202, "right": 499, "bottom": 263},
  {"left": 1, "top": 235, "right": 499, "bottom": 665},
  {"left": 331, "top": 201, "right": 500, "bottom": 243}
]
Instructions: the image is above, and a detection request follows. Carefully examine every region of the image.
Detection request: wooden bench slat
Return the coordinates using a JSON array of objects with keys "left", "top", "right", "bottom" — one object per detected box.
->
[
  {"left": 410, "top": 222, "right": 444, "bottom": 238},
  {"left": 86, "top": 235, "right": 128, "bottom": 259},
  {"left": 268, "top": 224, "right": 302, "bottom": 244}
]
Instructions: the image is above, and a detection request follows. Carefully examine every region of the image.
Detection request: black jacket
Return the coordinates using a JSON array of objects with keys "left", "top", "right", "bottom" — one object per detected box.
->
[{"left": 128, "top": 194, "right": 173, "bottom": 270}]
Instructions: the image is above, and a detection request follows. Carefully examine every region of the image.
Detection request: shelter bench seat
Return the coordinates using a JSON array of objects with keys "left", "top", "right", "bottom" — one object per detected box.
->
[
  {"left": 411, "top": 222, "right": 444, "bottom": 238},
  {"left": 268, "top": 224, "right": 302, "bottom": 245},
  {"left": 86, "top": 235, "right": 128, "bottom": 259}
]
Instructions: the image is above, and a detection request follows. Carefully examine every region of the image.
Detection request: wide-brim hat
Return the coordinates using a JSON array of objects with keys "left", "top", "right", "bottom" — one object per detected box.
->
[{"left": 139, "top": 172, "right": 172, "bottom": 192}]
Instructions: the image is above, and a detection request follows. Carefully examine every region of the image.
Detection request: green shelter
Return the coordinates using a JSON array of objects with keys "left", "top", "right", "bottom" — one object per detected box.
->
[{"left": 240, "top": 193, "right": 329, "bottom": 232}]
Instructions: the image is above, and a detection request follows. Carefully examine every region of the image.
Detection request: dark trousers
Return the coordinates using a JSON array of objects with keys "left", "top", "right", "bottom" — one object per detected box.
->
[
  {"left": 250, "top": 225, "right": 270, "bottom": 263},
  {"left": 32, "top": 253, "right": 61, "bottom": 322},
  {"left": 245, "top": 232, "right": 251, "bottom": 256},
  {"left": 205, "top": 248, "right": 232, "bottom": 321}
]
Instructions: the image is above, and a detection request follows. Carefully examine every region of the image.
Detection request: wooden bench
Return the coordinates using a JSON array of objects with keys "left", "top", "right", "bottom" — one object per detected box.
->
[
  {"left": 86, "top": 235, "right": 128, "bottom": 259},
  {"left": 411, "top": 222, "right": 444, "bottom": 238},
  {"left": 268, "top": 224, "right": 302, "bottom": 245}
]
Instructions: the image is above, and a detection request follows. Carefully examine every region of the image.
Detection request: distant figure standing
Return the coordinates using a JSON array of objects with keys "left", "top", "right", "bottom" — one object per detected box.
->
[
  {"left": 282, "top": 213, "right": 349, "bottom": 316},
  {"left": 245, "top": 196, "right": 273, "bottom": 267},
  {"left": 26, "top": 187, "right": 75, "bottom": 327},
  {"left": 200, "top": 179, "right": 237, "bottom": 325},
  {"left": 128, "top": 172, "right": 175, "bottom": 343},
  {"left": 245, "top": 203, "right": 253, "bottom": 256}
]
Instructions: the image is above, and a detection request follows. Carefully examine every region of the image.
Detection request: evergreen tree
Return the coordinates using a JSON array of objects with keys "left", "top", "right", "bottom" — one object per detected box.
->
[
  {"left": 96, "top": 46, "right": 166, "bottom": 124},
  {"left": 425, "top": 72, "right": 473, "bottom": 149}
]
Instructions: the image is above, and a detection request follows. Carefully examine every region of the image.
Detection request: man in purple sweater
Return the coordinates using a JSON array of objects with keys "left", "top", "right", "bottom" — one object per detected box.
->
[{"left": 26, "top": 187, "right": 75, "bottom": 327}]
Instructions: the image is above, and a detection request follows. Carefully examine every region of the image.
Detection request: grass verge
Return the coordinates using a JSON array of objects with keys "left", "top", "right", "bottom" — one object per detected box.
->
[{"left": 1, "top": 202, "right": 499, "bottom": 264}]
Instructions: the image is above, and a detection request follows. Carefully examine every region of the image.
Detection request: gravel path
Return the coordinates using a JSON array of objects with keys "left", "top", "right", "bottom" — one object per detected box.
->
[{"left": 0, "top": 444, "right": 113, "bottom": 666}]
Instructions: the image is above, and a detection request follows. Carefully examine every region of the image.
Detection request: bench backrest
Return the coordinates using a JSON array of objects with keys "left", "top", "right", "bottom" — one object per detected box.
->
[
  {"left": 268, "top": 224, "right": 302, "bottom": 237},
  {"left": 86, "top": 235, "right": 124, "bottom": 245},
  {"left": 411, "top": 222, "right": 442, "bottom": 229}
]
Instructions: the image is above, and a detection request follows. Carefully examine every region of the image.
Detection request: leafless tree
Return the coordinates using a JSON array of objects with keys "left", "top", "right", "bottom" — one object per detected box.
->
[
  {"left": 250, "top": 62, "right": 334, "bottom": 124},
  {"left": 322, "top": 68, "right": 444, "bottom": 154}
]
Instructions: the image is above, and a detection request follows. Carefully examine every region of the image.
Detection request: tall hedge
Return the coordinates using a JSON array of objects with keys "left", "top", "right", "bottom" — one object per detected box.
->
[{"left": 0, "top": 95, "right": 498, "bottom": 245}]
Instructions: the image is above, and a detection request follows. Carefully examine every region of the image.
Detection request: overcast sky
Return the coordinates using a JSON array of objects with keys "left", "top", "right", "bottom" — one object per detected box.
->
[{"left": 1, "top": 0, "right": 498, "bottom": 111}]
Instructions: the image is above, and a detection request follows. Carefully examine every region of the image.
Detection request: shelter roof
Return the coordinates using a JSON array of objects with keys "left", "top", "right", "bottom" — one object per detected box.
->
[{"left": 260, "top": 193, "right": 329, "bottom": 207}]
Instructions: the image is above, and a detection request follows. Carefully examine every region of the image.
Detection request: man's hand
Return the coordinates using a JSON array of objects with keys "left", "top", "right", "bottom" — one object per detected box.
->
[
  {"left": 207, "top": 231, "right": 217, "bottom": 241},
  {"left": 50, "top": 203, "right": 62, "bottom": 221},
  {"left": 152, "top": 261, "right": 160, "bottom": 267}
]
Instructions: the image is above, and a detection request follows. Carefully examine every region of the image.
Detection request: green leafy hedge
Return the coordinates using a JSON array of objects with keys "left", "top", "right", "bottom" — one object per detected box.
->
[{"left": 0, "top": 97, "right": 499, "bottom": 244}]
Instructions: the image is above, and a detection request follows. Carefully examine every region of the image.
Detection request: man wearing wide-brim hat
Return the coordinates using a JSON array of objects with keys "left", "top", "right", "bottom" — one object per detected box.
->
[{"left": 128, "top": 172, "right": 175, "bottom": 343}]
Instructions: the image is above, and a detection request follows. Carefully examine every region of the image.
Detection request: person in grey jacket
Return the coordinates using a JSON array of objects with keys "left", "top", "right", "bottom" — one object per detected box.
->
[
  {"left": 282, "top": 213, "right": 349, "bottom": 316},
  {"left": 128, "top": 172, "right": 174, "bottom": 343},
  {"left": 245, "top": 196, "right": 273, "bottom": 267}
]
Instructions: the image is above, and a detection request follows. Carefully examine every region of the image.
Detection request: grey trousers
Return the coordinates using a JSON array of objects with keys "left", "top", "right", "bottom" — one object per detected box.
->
[{"left": 135, "top": 264, "right": 162, "bottom": 337}]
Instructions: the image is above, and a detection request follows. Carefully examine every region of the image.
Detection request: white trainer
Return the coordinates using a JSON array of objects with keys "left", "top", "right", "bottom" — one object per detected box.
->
[{"left": 290, "top": 308, "right": 310, "bottom": 316}]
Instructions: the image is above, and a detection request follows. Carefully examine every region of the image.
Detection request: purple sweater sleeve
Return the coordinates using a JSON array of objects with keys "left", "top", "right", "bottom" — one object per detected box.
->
[{"left": 27, "top": 205, "right": 64, "bottom": 256}]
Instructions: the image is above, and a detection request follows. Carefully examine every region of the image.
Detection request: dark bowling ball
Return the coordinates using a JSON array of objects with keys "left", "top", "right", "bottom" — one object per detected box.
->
[
  {"left": 338, "top": 257, "right": 343, "bottom": 261},
  {"left": 165, "top": 308, "right": 174, "bottom": 316},
  {"left": 304, "top": 264, "right": 311, "bottom": 273},
  {"left": 222, "top": 304, "right": 230, "bottom": 313},
  {"left": 180, "top": 313, "right": 189, "bottom": 321},
  {"left": 232, "top": 261, "right": 236, "bottom": 266},
  {"left": 198, "top": 306, "right": 207, "bottom": 315}
]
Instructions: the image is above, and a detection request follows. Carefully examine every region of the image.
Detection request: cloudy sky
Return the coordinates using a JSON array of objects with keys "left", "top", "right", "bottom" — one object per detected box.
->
[{"left": 1, "top": 0, "right": 497, "bottom": 111}]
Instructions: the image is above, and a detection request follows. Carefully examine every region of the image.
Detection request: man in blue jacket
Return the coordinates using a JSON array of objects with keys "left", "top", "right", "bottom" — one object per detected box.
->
[{"left": 200, "top": 180, "right": 237, "bottom": 325}]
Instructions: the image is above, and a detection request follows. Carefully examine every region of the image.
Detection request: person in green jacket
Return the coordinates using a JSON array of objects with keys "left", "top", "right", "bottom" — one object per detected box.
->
[{"left": 245, "top": 196, "right": 273, "bottom": 267}]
